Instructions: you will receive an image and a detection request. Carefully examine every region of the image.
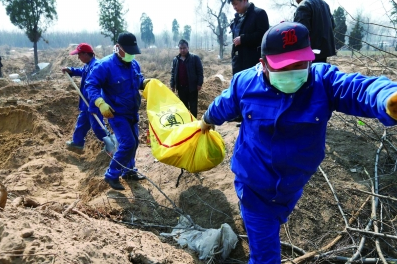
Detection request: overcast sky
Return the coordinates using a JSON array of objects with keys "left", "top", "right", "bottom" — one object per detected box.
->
[{"left": 0, "top": 0, "right": 393, "bottom": 34}]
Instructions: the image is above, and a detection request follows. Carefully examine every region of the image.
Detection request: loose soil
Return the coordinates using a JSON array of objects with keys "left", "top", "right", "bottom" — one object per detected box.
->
[{"left": 0, "top": 46, "right": 396, "bottom": 264}]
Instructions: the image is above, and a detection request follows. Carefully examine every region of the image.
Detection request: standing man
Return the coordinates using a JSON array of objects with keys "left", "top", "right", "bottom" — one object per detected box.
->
[
  {"left": 200, "top": 21, "right": 397, "bottom": 263},
  {"left": 86, "top": 32, "right": 149, "bottom": 191},
  {"left": 0, "top": 56, "right": 3, "bottom": 78},
  {"left": 62, "top": 43, "right": 107, "bottom": 151},
  {"left": 229, "top": 0, "right": 269, "bottom": 75},
  {"left": 294, "top": 0, "right": 336, "bottom": 63},
  {"left": 170, "top": 39, "right": 203, "bottom": 118}
]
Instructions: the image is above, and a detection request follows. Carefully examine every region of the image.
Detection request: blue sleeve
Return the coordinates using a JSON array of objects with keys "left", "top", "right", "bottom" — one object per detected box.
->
[
  {"left": 85, "top": 63, "right": 107, "bottom": 111},
  {"left": 318, "top": 64, "right": 397, "bottom": 126},
  {"left": 134, "top": 60, "right": 144, "bottom": 90},
  {"left": 69, "top": 67, "right": 83, "bottom": 77},
  {"left": 204, "top": 74, "right": 243, "bottom": 125}
]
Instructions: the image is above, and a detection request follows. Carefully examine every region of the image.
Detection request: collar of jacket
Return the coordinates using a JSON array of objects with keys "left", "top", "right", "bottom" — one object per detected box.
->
[
  {"left": 234, "top": 2, "right": 254, "bottom": 19},
  {"left": 177, "top": 52, "right": 190, "bottom": 59}
]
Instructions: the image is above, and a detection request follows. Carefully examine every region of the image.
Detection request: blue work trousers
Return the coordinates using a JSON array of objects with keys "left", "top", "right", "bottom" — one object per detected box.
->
[
  {"left": 72, "top": 111, "right": 107, "bottom": 146},
  {"left": 236, "top": 182, "right": 303, "bottom": 263},
  {"left": 105, "top": 115, "right": 139, "bottom": 179}
]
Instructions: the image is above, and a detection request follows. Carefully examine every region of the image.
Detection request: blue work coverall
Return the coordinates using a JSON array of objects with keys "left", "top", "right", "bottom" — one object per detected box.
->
[
  {"left": 203, "top": 63, "right": 397, "bottom": 263},
  {"left": 86, "top": 54, "right": 144, "bottom": 180},
  {"left": 68, "top": 57, "right": 107, "bottom": 146}
]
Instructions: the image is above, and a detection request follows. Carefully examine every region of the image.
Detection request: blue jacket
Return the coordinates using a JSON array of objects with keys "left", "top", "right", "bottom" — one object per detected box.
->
[
  {"left": 86, "top": 53, "right": 144, "bottom": 120},
  {"left": 68, "top": 57, "right": 97, "bottom": 111},
  {"left": 204, "top": 63, "right": 397, "bottom": 215}
]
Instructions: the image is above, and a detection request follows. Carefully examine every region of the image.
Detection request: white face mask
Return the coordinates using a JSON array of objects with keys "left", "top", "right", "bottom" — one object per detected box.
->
[
  {"left": 113, "top": 45, "right": 135, "bottom": 62},
  {"left": 266, "top": 64, "right": 309, "bottom": 94}
]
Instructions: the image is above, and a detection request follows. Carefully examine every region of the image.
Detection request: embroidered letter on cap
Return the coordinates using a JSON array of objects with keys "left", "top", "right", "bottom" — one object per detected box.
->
[{"left": 281, "top": 29, "right": 298, "bottom": 48}]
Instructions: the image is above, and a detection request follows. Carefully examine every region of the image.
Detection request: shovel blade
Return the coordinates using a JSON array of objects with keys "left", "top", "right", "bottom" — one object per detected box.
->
[{"left": 103, "top": 134, "right": 118, "bottom": 156}]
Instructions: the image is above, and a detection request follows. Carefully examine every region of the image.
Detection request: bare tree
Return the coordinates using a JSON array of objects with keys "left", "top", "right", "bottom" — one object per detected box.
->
[{"left": 198, "top": 0, "right": 230, "bottom": 59}]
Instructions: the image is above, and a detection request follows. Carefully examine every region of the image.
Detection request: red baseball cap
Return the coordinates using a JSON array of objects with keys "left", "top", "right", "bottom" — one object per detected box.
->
[
  {"left": 261, "top": 22, "right": 315, "bottom": 69},
  {"left": 70, "top": 43, "right": 94, "bottom": 55}
]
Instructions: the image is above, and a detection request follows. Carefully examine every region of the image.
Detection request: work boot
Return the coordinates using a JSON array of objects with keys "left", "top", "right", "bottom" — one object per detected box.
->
[
  {"left": 66, "top": 141, "right": 84, "bottom": 150},
  {"left": 121, "top": 169, "right": 146, "bottom": 181},
  {"left": 104, "top": 178, "right": 125, "bottom": 190}
]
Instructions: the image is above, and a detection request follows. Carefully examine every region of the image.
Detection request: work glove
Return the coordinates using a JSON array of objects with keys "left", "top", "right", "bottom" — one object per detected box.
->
[
  {"left": 140, "top": 78, "right": 152, "bottom": 90},
  {"left": 95, "top": 98, "right": 114, "bottom": 118},
  {"left": 199, "top": 116, "right": 215, "bottom": 134},
  {"left": 386, "top": 91, "right": 397, "bottom": 120}
]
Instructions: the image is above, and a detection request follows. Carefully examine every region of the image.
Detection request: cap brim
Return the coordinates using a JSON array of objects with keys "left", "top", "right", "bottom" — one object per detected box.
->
[
  {"left": 69, "top": 49, "right": 79, "bottom": 55},
  {"left": 121, "top": 45, "right": 141, "bottom": 55},
  {"left": 266, "top": 46, "right": 315, "bottom": 69}
]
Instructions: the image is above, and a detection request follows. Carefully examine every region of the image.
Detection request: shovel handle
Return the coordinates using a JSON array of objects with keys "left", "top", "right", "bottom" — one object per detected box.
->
[{"left": 64, "top": 72, "right": 109, "bottom": 134}]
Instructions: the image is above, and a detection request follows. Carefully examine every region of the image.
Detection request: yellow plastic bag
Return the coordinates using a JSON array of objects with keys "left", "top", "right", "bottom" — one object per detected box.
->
[{"left": 142, "top": 79, "right": 225, "bottom": 173}]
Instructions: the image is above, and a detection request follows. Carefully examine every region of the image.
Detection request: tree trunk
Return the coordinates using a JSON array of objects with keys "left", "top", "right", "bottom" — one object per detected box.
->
[{"left": 33, "top": 41, "right": 39, "bottom": 72}]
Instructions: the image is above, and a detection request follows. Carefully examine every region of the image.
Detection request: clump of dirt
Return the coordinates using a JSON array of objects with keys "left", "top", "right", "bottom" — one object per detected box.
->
[{"left": 0, "top": 47, "right": 396, "bottom": 264}]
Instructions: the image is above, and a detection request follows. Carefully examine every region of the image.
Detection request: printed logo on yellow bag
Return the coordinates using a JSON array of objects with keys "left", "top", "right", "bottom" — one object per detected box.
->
[{"left": 142, "top": 79, "right": 225, "bottom": 173}]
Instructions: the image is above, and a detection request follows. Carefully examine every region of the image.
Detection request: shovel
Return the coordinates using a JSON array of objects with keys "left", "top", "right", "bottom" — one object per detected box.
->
[{"left": 65, "top": 73, "right": 118, "bottom": 155}]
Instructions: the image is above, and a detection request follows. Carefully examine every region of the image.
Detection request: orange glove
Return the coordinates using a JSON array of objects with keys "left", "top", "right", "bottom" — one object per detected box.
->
[
  {"left": 95, "top": 98, "right": 114, "bottom": 118},
  {"left": 386, "top": 91, "right": 397, "bottom": 120}
]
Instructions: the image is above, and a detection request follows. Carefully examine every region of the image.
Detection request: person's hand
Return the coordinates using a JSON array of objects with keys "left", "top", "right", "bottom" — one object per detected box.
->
[
  {"left": 62, "top": 67, "right": 71, "bottom": 75},
  {"left": 143, "top": 78, "right": 152, "bottom": 90},
  {"left": 386, "top": 91, "right": 397, "bottom": 120},
  {"left": 233, "top": 36, "right": 241, "bottom": 46},
  {"left": 95, "top": 98, "right": 115, "bottom": 118},
  {"left": 199, "top": 116, "right": 214, "bottom": 134}
]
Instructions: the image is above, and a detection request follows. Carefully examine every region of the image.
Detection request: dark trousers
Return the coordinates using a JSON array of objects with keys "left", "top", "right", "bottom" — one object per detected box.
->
[{"left": 177, "top": 87, "right": 198, "bottom": 118}]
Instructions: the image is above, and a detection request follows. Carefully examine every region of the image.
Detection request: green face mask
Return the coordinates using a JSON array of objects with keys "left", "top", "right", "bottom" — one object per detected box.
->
[
  {"left": 122, "top": 53, "right": 135, "bottom": 63},
  {"left": 267, "top": 65, "right": 309, "bottom": 94},
  {"left": 113, "top": 45, "right": 135, "bottom": 62}
]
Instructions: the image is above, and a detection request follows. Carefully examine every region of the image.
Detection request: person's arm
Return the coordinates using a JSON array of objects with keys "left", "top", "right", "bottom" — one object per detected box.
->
[
  {"left": 196, "top": 55, "right": 204, "bottom": 87},
  {"left": 240, "top": 9, "right": 269, "bottom": 47},
  {"left": 67, "top": 66, "right": 84, "bottom": 77},
  {"left": 320, "top": 64, "right": 397, "bottom": 126},
  {"left": 85, "top": 63, "right": 108, "bottom": 113},
  {"left": 170, "top": 57, "right": 176, "bottom": 92},
  {"left": 203, "top": 74, "right": 243, "bottom": 126}
]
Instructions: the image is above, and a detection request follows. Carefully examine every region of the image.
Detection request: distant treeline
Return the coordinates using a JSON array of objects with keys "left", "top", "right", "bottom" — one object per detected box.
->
[
  {"left": 0, "top": 30, "right": 221, "bottom": 51},
  {"left": 0, "top": 30, "right": 113, "bottom": 49}
]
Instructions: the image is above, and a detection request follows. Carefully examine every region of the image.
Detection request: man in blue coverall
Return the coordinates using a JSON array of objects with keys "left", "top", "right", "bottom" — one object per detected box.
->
[
  {"left": 200, "top": 21, "right": 397, "bottom": 263},
  {"left": 86, "top": 32, "right": 148, "bottom": 190},
  {"left": 62, "top": 43, "right": 107, "bottom": 150}
]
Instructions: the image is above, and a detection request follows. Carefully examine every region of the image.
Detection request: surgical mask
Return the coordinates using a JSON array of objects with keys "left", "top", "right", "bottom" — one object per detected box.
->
[
  {"left": 267, "top": 65, "right": 309, "bottom": 94},
  {"left": 113, "top": 45, "right": 135, "bottom": 62}
]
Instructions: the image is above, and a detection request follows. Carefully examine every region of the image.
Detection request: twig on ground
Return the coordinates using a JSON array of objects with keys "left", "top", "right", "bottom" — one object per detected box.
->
[{"left": 62, "top": 199, "right": 80, "bottom": 218}]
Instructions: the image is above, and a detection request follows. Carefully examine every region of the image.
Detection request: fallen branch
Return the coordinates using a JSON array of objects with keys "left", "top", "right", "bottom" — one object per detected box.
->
[
  {"left": 346, "top": 188, "right": 397, "bottom": 202},
  {"left": 62, "top": 199, "right": 80, "bottom": 218},
  {"left": 346, "top": 226, "right": 397, "bottom": 240},
  {"left": 71, "top": 208, "right": 91, "bottom": 221}
]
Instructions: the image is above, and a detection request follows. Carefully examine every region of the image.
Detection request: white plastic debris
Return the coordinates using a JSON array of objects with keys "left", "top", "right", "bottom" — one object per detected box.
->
[
  {"left": 160, "top": 215, "right": 238, "bottom": 260},
  {"left": 37, "top": 62, "right": 50, "bottom": 70},
  {"left": 9, "top": 73, "right": 19, "bottom": 79}
]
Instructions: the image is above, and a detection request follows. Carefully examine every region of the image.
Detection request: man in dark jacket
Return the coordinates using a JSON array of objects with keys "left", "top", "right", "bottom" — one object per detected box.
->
[
  {"left": 294, "top": 0, "right": 336, "bottom": 63},
  {"left": 170, "top": 39, "right": 204, "bottom": 118},
  {"left": 229, "top": 0, "right": 269, "bottom": 75}
]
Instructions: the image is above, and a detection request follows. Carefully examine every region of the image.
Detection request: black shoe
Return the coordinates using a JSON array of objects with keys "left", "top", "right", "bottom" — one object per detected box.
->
[
  {"left": 236, "top": 123, "right": 241, "bottom": 127},
  {"left": 66, "top": 141, "right": 84, "bottom": 150},
  {"left": 121, "top": 170, "right": 146, "bottom": 181},
  {"left": 104, "top": 178, "right": 125, "bottom": 190}
]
